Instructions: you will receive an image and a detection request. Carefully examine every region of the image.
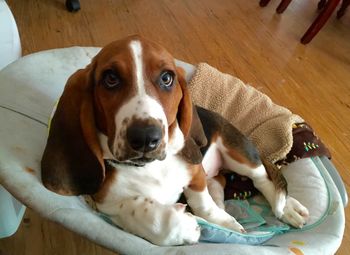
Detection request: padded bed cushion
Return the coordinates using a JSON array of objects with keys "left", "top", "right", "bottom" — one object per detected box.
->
[{"left": 0, "top": 47, "right": 345, "bottom": 255}]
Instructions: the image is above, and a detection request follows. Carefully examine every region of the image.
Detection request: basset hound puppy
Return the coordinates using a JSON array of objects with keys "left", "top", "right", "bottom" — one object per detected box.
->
[{"left": 41, "top": 35, "right": 309, "bottom": 246}]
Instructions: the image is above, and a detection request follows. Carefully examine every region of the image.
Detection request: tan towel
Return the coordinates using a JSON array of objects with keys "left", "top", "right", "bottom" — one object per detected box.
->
[{"left": 188, "top": 63, "right": 304, "bottom": 164}]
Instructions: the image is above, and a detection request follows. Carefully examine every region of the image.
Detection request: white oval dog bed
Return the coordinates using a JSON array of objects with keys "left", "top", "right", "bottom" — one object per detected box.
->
[{"left": 0, "top": 47, "right": 347, "bottom": 255}]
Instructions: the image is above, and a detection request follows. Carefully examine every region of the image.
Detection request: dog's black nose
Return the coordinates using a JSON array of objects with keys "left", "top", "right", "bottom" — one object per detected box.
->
[{"left": 126, "top": 125, "right": 162, "bottom": 152}]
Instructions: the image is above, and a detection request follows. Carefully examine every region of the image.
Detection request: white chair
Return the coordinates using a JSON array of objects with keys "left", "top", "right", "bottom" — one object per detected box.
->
[{"left": 0, "top": 0, "right": 25, "bottom": 239}]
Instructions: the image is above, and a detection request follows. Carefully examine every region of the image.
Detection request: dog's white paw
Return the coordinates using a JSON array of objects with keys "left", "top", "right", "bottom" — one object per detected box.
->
[
  {"left": 176, "top": 212, "right": 201, "bottom": 245},
  {"left": 281, "top": 196, "right": 309, "bottom": 228},
  {"left": 200, "top": 208, "right": 245, "bottom": 233},
  {"left": 154, "top": 204, "right": 200, "bottom": 246},
  {"left": 219, "top": 215, "right": 246, "bottom": 233}
]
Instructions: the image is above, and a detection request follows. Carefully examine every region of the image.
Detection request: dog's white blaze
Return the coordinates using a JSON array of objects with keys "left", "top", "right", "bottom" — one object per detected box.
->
[{"left": 129, "top": 40, "right": 145, "bottom": 95}]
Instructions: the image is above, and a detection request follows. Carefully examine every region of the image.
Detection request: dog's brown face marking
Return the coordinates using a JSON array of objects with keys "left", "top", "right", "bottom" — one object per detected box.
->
[{"left": 91, "top": 35, "right": 187, "bottom": 164}]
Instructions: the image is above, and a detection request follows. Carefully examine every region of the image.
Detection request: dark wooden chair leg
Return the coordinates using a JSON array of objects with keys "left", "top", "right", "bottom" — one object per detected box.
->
[
  {"left": 337, "top": 0, "right": 350, "bottom": 18},
  {"left": 276, "top": 0, "right": 293, "bottom": 13},
  {"left": 301, "top": 0, "right": 341, "bottom": 44},
  {"left": 318, "top": 0, "right": 327, "bottom": 10},
  {"left": 260, "top": 0, "right": 271, "bottom": 7},
  {"left": 66, "top": 0, "right": 80, "bottom": 12}
]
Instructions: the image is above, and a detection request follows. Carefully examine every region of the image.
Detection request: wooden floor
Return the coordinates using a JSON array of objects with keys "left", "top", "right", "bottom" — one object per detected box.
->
[{"left": 1, "top": 0, "right": 349, "bottom": 254}]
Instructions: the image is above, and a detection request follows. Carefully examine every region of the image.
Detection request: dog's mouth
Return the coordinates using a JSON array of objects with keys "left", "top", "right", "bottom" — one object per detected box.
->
[
  {"left": 109, "top": 142, "right": 167, "bottom": 167},
  {"left": 106, "top": 156, "right": 158, "bottom": 167}
]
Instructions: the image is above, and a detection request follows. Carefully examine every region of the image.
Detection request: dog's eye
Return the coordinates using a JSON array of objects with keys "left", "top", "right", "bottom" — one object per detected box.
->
[
  {"left": 159, "top": 71, "right": 174, "bottom": 89},
  {"left": 103, "top": 70, "right": 121, "bottom": 89}
]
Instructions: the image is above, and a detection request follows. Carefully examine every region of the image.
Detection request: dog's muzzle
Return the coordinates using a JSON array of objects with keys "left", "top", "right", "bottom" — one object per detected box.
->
[{"left": 111, "top": 118, "right": 167, "bottom": 166}]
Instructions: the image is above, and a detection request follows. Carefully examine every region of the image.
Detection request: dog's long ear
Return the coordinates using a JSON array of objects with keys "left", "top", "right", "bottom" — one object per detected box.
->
[
  {"left": 190, "top": 105, "right": 208, "bottom": 148},
  {"left": 176, "top": 67, "right": 193, "bottom": 139},
  {"left": 41, "top": 63, "right": 105, "bottom": 195},
  {"left": 176, "top": 67, "right": 208, "bottom": 164}
]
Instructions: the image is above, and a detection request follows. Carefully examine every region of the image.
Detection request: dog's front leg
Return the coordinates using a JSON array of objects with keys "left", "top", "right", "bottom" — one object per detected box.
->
[
  {"left": 184, "top": 164, "right": 245, "bottom": 233},
  {"left": 97, "top": 196, "right": 200, "bottom": 246}
]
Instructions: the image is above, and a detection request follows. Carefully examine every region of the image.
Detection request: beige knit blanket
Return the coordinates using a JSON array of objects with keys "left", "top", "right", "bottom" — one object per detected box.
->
[{"left": 188, "top": 63, "right": 303, "bottom": 164}]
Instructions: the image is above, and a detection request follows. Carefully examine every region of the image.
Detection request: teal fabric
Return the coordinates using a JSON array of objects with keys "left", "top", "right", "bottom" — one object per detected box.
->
[
  {"left": 198, "top": 217, "right": 275, "bottom": 245},
  {"left": 197, "top": 197, "right": 289, "bottom": 245}
]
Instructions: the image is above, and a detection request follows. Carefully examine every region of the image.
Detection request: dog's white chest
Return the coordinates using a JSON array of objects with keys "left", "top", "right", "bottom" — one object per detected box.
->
[{"left": 102, "top": 155, "right": 191, "bottom": 207}]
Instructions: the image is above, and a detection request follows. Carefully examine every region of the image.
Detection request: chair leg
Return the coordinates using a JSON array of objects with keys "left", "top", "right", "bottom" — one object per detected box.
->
[
  {"left": 260, "top": 0, "right": 271, "bottom": 7},
  {"left": 318, "top": 0, "right": 328, "bottom": 10},
  {"left": 66, "top": 0, "right": 80, "bottom": 12},
  {"left": 301, "top": 0, "right": 341, "bottom": 44},
  {"left": 276, "top": 0, "right": 293, "bottom": 13},
  {"left": 337, "top": 0, "right": 350, "bottom": 18}
]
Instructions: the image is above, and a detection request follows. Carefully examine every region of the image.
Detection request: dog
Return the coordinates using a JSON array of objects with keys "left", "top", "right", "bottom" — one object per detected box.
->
[{"left": 41, "top": 35, "right": 309, "bottom": 246}]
